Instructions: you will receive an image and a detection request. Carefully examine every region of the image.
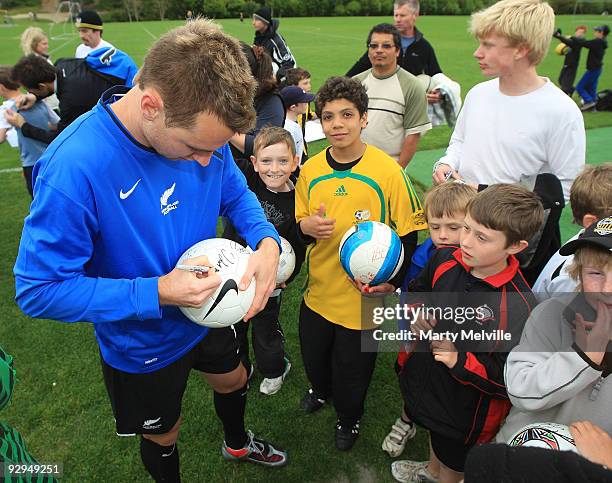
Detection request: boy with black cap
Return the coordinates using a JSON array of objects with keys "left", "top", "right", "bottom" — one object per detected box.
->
[
  {"left": 556, "top": 24, "right": 609, "bottom": 110},
  {"left": 252, "top": 6, "right": 296, "bottom": 83},
  {"left": 75, "top": 10, "right": 114, "bottom": 58},
  {"left": 280, "top": 85, "right": 314, "bottom": 165},
  {"left": 497, "top": 216, "right": 612, "bottom": 444}
]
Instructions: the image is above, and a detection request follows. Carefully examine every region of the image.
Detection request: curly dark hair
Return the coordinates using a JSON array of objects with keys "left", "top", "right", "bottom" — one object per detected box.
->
[
  {"left": 11, "top": 54, "right": 56, "bottom": 90},
  {"left": 314, "top": 76, "right": 368, "bottom": 118},
  {"left": 367, "top": 23, "right": 401, "bottom": 50}
]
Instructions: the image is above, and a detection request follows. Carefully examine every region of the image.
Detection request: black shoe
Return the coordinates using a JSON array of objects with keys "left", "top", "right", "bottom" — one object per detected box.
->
[
  {"left": 300, "top": 388, "right": 326, "bottom": 413},
  {"left": 335, "top": 420, "right": 360, "bottom": 451}
]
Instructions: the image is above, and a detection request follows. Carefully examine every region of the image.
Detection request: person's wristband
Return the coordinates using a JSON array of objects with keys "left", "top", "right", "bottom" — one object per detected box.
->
[{"left": 433, "top": 161, "right": 451, "bottom": 174}]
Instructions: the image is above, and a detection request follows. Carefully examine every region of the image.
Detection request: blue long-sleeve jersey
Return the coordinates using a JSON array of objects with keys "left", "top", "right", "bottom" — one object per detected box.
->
[{"left": 14, "top": 88, "right": 280, "bottom": 374}]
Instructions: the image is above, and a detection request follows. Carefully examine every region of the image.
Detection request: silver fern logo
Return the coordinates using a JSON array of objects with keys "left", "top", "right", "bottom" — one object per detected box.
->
[{"left": 160, "top": 182, "right": 179, "bottom": 215}]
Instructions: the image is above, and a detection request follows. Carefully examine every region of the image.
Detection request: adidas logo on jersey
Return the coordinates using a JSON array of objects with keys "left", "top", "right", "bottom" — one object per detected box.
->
[{"left": 334, "top": 185, "right": 348, "bottom": 196}]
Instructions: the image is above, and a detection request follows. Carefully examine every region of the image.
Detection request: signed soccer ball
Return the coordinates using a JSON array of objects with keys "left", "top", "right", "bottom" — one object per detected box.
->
[
  {"left": 177, "top": 238, "right": 255, "bottom": 328},
  {"left": 338, "top": 221, "right": 404, "bottom": 285},
  {"left": 508, "top": 422, "right": 578, "bottom": 452},
  {"left": 276, "top": 237, "right": 296, "bottom": 285}
]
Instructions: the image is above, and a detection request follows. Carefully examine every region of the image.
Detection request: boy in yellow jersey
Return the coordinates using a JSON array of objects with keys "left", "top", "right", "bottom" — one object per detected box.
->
[{"left": 295, "top": 76, "right": 427, "bottom": 450}]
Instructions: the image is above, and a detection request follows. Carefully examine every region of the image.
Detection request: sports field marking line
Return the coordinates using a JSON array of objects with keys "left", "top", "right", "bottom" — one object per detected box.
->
[
  {"left": 0, "top": 167, "right": 21, "bottom": 174},
  {"left": 141, "top": 25, "right": 158, "bottom": 40},
  {"left": 49, "top": 37, "right": 75, "bottom": 55}
]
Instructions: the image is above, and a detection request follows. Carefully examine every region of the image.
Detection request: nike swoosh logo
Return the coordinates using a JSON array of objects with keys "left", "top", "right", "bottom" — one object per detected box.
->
[
  {"left": 204, "top": 279, "right": 239, "bottom": 319},
  {"left": 119, "top": 178, "right": 142, "bottom": 200}
]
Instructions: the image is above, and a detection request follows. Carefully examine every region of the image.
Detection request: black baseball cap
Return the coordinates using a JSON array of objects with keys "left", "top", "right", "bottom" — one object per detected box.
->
[
  {"left": 76, "top": 10, "right": 103, "bottom": 30},
  {"left": 594, "top": 25, "right": 610, "bottom": 36},
  {"left": 559, "top": 216, "right": 612, "bottom": 255},
  {"left": 280, "top": 86, "right": 315, "bottom": 106}
]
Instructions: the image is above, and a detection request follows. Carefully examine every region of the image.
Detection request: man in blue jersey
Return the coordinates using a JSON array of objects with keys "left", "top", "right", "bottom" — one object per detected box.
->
[{"left": 13, "top": 19, "right": 286, "bottom": 481}]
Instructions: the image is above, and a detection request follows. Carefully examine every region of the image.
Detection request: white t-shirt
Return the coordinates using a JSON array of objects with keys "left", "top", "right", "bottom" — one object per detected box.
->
[
  {"left": 532, "top": 230, "right": 582, "bottom": 302},
  {"left": 0, "top": 99, "right": 19, "bottom": 148},
  {"left": 438, "top": 78, "right": 585, "bottom": 201},
  {"left": 284, "top": 119, "right": 304, "bottom": 163},
  {"left": 75, "top": 39, "right": 114, "bottom": 59}
]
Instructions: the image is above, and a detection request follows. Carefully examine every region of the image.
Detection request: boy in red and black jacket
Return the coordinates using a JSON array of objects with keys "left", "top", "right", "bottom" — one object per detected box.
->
[{"left": 392, "top": 184, "right": 544, "bottom": 483}]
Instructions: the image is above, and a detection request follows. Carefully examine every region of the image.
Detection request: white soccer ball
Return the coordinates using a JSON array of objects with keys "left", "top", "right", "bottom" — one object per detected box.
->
[
  {"left": 177, "top": 238, "right": 255, "bottom": 328},
  {"left": 507, "top": 422, "right": 578, "bottom": 452},
  {"left": 276, "top": 237, "right": 296, "bottom": 285},
  {"left": 338, "top": 221, "right": 404, "bottom": 286}
]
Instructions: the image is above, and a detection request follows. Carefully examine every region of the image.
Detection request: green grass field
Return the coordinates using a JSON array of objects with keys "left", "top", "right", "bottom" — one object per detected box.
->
[{"left": 0, "top": 15, "right": 611, "bottom": 482}]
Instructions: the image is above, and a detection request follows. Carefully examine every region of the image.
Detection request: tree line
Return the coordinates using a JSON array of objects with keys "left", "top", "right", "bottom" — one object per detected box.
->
[{"left": 4, "top": 0, "right": 609, "bottom": 20}]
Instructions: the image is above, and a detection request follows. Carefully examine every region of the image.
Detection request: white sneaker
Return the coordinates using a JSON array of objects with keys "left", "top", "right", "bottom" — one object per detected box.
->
[
  {"left": 391, "top": 460, "right": 438, "bottom": 483},
  {"left": 259, "top": 358, "right": 291, "bottom": 395},
  {"left": 382, "top": 418, "right": 417, "bottom": 457}
]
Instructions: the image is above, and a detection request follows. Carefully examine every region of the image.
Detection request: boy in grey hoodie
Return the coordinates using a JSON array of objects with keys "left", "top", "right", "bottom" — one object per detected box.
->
[{"left": 497, "top": 217, "right": 612, "bottom": 443}]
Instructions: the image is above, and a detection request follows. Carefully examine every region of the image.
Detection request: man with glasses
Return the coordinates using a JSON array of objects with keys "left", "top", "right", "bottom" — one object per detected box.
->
[
  {"left": 353, "top": 23, "right": 431, "bottom": 168},
  {"left": 346, "top": 0, "right": 442, "bottom": 85}
]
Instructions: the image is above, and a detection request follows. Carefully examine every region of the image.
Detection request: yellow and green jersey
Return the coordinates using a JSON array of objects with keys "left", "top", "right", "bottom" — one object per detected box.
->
[{"left": 295, "top": 144, "right": 427, "bottom": 330}]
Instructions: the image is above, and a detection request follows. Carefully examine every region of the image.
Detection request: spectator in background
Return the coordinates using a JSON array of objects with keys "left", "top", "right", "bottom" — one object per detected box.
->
[
  {"left": 280, "top": 86, "right": 314, "bottom": 164},
  {"left": 75, "top": 10, "right": 114, "bottom": 58},
  {"left": 5, "top": 48, "right": 138, "bottom": 144},
  {"left": 1, "top": 62, "right": 58, "bottom": 198},
  {"left": 346, "top": 0, "right": 442, "bottom": 104},
  {"left": 20, "top": 26, "right": 59, "bottom": 112},
  {"left": 284, "top": 67, "right": 316, "bottom": 164},
  {"left": 252, "top": 6, "right": 296, "bottom": 83},
  {"left": 553, "top": 25, "right": 587, "bottom": 95},
  {"left": 229, "top": 43, "right": 285, "bottom": 161},
  {"left": 556, "top": 24, "right": 609, "bottom": 111},
  {"left": 353, "top": 23, "right": 431, "bottom": 168}
]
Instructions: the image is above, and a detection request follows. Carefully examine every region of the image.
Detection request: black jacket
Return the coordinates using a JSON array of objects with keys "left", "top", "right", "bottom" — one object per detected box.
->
[
  {"left": 222, "top": 157, "right": 305, "bottom": 286},
  {"left": 567, "top": 36, "right": 608, "bottom": 70},
  {"left": 253, "top": 19, "right": 296, "bottom": 82},
  {"left": 554, "top": 34, "right": 584, "bottom": 69},
  {"left": 464, "top": 443, "right": 612, "bottom": 483},
  {"left": 400, "top": 247, "right": 535, "bottom": 445},
  {"left": 346, "top": 28, "right": 442, "bottom": 77}
]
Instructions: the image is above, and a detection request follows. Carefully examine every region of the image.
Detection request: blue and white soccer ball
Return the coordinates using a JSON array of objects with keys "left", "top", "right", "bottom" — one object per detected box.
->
[
  {"left": 276, "top": 237, "right": 296, "bottom": 285},
  {"left": 177, "top": 238, "right": 255, "bottom": 328},
  {"left": 507, "top": 422, "right": 578, "bottom": 452},
  {"left": 338, "top": 221, "right": 404, "bottom": 286}
]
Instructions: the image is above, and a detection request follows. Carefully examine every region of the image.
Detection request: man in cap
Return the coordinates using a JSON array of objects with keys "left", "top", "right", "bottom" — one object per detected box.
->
[
  {"left": 252, "top": 6, "right": 296, "bottom": 83},
  {"left": 75, "top": 10, "right": 114, "bottom": 58}
]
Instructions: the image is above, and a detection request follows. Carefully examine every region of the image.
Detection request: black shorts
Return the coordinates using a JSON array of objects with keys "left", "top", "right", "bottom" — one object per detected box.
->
[
  {"left": 430, "top": 431, "right": 472, "bottom": 473},
  {"left": 101, "top": 326, "right": 241, "bottom": 436}
]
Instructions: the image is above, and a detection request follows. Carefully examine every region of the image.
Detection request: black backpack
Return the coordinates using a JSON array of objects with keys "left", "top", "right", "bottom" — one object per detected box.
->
[
  {"left": 596, "top": 89, "right": 612, "bottom": 111},
  {"left": 54, "top": 57, "right": 125, "bottom": 130}
]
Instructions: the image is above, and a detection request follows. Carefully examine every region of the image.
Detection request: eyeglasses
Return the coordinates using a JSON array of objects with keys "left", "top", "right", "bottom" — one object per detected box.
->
[{"left": 368, "top": 43, "right": 396, "bottom": 50}]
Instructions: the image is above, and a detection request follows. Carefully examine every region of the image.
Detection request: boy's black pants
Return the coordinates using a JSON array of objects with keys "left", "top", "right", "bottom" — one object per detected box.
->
[
  {"left": 236, "top": 294, "right": 285, "bottom": 378},
  {"left": 299, "top": 301, "right": 378, "bottom": 425},
  {"left": 559, "top": 64, "right": 578, "bottom": 95}
]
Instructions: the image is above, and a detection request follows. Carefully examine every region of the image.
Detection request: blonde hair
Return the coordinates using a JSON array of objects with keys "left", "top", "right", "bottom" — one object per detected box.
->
[
  {"left": 570, "top": 163, "right": 612, "bottom": 224},
  {"left": 424, "top": 182, "right": 477, "bottom": 220},
  {"left": 137, "top": 19, "right": 256, "bottom": 132},
  {"left": 567, "top": 245, "right": 612, "bottom": 285},
  {"left": 470, "top": 0, "right": 555, "bottom": 65},
  {"left": 467, "top": 184, "right": 544, "bottom": 246},
  {"left": 20, "top": 27, "right": 47, "bottom": 56},
  {"left": 253, "top": 127, "right": 296, "bottom": 157}
]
